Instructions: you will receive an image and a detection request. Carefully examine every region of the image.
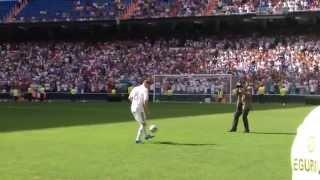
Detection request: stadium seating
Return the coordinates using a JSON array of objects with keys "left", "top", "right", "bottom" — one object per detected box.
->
[
  {"left": 176, "top": 0, "right": 209, "bottom": 17},
  {"left": 2, "top": 0, "right": 320, "bottom": 22},
  {"left": 16, "top": 0, "right": 120, "bottom": 22},
  {"left": 72, "top": 0, "right": 118, "bottom": 20},
  {"left": 0, "top": 0, "right": 17, "bottom": 22},
  {"left": 17, "top": 0, "right": 74, "bottom": 22},
  {"left": 129, "top": 0, "right": 175, "bottom": 19}
]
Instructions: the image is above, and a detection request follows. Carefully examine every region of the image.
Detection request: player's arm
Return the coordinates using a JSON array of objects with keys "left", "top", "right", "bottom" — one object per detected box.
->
[
  {"left": 232, "top": 88, "right": 239, "bottom": 96},
  {"left": 232, "top": 89, "right": 237, "bottom": 96},
  {"left": 128, "top": 88, "right": 134, "bottom": 102},
  {"left": 241, "top": 93, "right": 246, "bottom": 110},
  {"left": 144, "top": 101, "right": 149, "bottom": 114}
]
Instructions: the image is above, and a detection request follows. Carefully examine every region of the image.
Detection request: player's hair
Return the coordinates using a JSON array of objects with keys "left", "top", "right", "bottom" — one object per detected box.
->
[{"left": 143, "top": 78, "right": 151, "bottom": 85}]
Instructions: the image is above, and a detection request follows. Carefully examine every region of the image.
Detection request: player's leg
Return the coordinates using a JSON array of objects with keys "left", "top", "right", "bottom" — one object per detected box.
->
[
  {"left": 136, "top": 122, "right": 146, "bottom": 143},
  {"left": 230, "top": 105, "right": 242, "bottom": 132},
  {"left": 242, "top": 109, "right": 250, "bottom": 133},
  {"left": 141, "top": 112, "right": 154, "bottom": 141},
  {"left": 284, "top": 95, "right": 287, "bottom": 106},
  {"left": 282, "top": 95, "right": 288, "bottom": 106},
  {"left": 133, "top": 112, "right": 147, "bottom": 143},
  {"left": 28, "top": 93, "right": 32, "bottom": 102},
  {"left": 258, "top": 94, "right": 262, "bottom": 103},
  {"left": 40, "top": 94, "right": 44, "bottom": 102},
  {"left": 230, "top": 111, "right": 241, "bottom": 132},
  {"left": 133, "top": 111, "right": 154, "bottom": 144}
]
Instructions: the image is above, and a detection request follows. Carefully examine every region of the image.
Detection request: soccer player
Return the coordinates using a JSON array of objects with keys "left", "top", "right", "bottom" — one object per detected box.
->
[{"left": 128, "top": 79, "right": 154, "bottom": 144}]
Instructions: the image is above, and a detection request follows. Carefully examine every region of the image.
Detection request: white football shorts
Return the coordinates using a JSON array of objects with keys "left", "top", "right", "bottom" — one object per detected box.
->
[{"left": 132, "top": 111, "right": 146, "bottom": 124}]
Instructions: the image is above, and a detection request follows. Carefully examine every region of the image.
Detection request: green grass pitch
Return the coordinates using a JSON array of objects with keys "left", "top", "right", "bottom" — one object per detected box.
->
[{"left": 0, "top": 102, "right": 315, "bottom": 180}]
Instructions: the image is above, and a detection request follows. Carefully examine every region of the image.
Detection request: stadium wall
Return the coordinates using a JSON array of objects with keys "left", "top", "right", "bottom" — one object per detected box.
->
[{"left": 1, "top": 11, "right": 320, "bottom": 41}]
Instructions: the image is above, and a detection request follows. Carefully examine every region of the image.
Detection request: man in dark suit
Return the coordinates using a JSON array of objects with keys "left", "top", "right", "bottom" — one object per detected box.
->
[
  {"left": 229, "top": 82, "right": 243, "bottom": 132},
  {"left": 229, "top": 83, "right": 252, "bottom": 133}
]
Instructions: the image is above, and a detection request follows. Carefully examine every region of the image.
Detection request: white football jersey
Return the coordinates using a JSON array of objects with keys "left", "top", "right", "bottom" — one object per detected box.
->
[
  {"left": 129, "top": 85, "right": 149, "bottom": 113},
  {"left": 291, "top": 106, "right": 320, "bottom": 180}
]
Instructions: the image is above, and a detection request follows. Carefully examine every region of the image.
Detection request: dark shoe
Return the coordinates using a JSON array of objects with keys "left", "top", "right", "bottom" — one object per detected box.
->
[
  {"left": 229, "top": 129, "right": 236, "bottom": 132},
  {"left": 145, "top": 135, "right": 154, "bottom": 141},
  {"left": 244, "top": 130, "right": 250, "bottom": 133},
  {"left": 135, "top": 140, "right": 143, "bottom": 144}
]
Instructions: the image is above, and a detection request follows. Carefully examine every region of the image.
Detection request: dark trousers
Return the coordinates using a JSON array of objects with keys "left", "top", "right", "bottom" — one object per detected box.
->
[
  {"left": 230, "top": 105, "right": 250, "bottom": 132},
  {"left": 280, "top": 96, "right": 287, "bottom": 104},
  {"left": 71, "top": 95, "right": 76, "bottom": 102},
  {"left": 40, "top": 94, "right": 45, "bottom": 102},
  {"left": 24, "top": 93, "right": 32, "bottom": 102},
  {"left": 242, "top": 109, "right": 250, "bottom": 132},
  {"left": 27, "top": 93, "right": 32, "bottom": 102},
  {"left": 258, "top": 94, "right": 264, "bottom": 103}
]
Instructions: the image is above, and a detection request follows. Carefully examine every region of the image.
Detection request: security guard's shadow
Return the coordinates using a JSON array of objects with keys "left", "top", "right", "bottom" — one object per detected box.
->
[
  {"left": 152, "top": 141, "right": 216, "bottom": 146},
  {"left": 250, "top": 132, "right": 296, "bottom": 136}
]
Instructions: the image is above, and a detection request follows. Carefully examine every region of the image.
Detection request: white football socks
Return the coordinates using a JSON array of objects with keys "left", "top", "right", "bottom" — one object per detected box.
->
[{"left": 136, "top": 125, "right": 146, "bottom": 141}]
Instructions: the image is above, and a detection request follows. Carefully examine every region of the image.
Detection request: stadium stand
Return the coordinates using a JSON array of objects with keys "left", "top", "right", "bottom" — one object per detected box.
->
[
  {"left": 176, "top": 0, "right": 209, "bottom": 17},
  {"left": 0, "top": 0, "right": 17, "bottom": 22},
  {"left": 0, "top": 35, "right": 319, "bottom": 94},
  {"left": 17, "top": 0, "right": 74, "bottom": 22},
  {"left": 0, "top": 0, "right": 320, "bottom": 104},
  {"left": 1, "top": 0, "right": 320, "bottom": 22},
  {"left": 128, "top": 0, "right": 175, "bottom": 19},
  {"left": 212, "top": 0, "right": 320, "bottom": 15},
  {"left": 71, "top": 0, "right": 120, "bottom": 20},
  {"left": 15, "top": 0, "right": 124, "bottom": 22}
]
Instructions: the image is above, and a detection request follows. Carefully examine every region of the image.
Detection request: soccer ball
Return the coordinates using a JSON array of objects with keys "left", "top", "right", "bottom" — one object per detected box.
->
[{"left": 149, "top": 124, "right": 158, "bottom": 133}]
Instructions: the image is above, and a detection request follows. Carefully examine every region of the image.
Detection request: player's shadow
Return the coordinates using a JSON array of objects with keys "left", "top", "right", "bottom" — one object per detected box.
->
[
  {"left": 250, "top": 132, "right": 296, "bottom": 136},
  {"left": 152, "top": 141, "right": 216, "bottom": 146}
]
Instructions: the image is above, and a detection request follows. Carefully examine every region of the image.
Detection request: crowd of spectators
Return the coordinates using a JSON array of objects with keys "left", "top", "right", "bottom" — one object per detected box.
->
[
  {"left": 129, "top": 0, "right": 320, "bottom": 18},
  {"left": 215, "top": 0, "right": 320, "bottom": 15},
  {"left": 6, "top": 0, "right": 320, "bottom": 23},
  {"left": 129, "top": 0, "right": 174, "bottom": 19},
  {"left": 0, "top": 34, "right": 320, "bottom": 95},
  {"left": 177, "top": 0, "right": 209, "bottom": 17},
  {"left": 73, "top": 0, "right": 125, "bottom": 20},
  {"left": 128, "top": 0, "right": 209, "bottom": 19},
  {"left": 71, "top": 0, "right": 320, "bottom": 19},
  {"left": 154, "top": 76, "right": 230, "bottom": 96}
]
